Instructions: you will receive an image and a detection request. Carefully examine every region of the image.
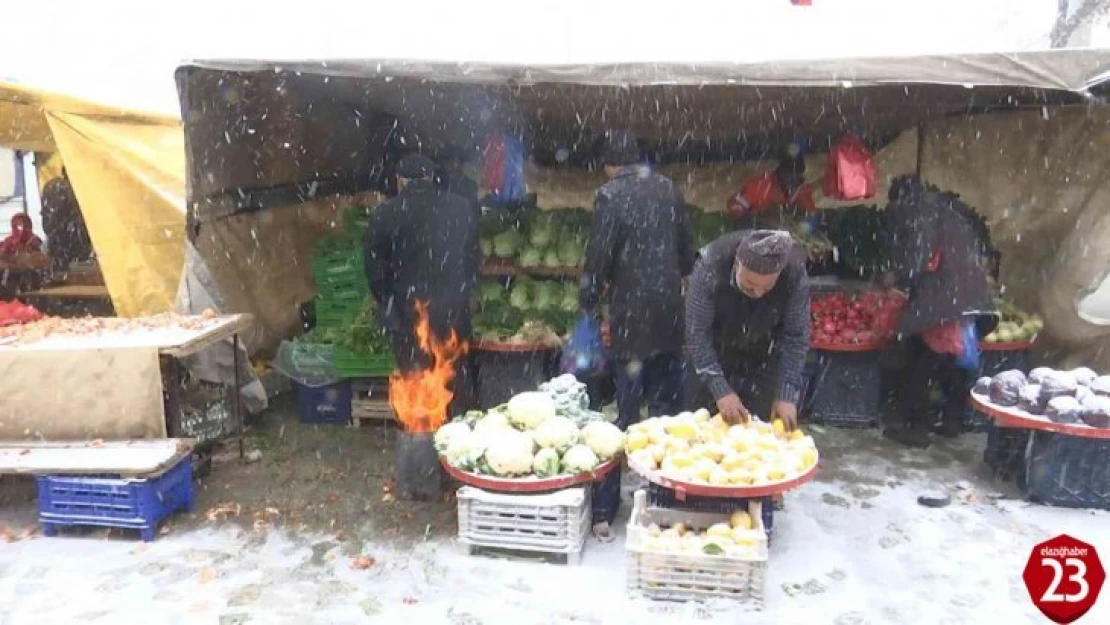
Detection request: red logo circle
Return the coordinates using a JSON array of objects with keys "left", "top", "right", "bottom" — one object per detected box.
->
[{"left": 1022, "top": 534, "right": 1105, "bottom": 624}]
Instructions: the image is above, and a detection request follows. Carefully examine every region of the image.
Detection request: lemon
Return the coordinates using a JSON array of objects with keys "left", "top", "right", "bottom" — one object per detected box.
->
[
  {"left": 649, "top": 444, "right": 667, "bottom": 464},
  {"left": 727, "top": 469, "right": 754, "bottom": 485},
  {"left": 766, "top": 466, "right": 787, "bottom": 481},
  {"left": 625, "top": 430, "right": 650, "bottom": 452},
  {"left": 706, "top": 522, "right": 732, "bottom": 539},
  {"left": 708, "top": 414, "right": 730, "bottom": 432},
  {"left": 666, "top": 421, "right": 697, "bottom": 441},
  {"left": 708, "top": 466, "right": 731, "bottom": 485},
  {"left": 673, "top": 523, "right": 689, "bottom": 536},
  {"left": 663, "top": 437, "right": 691, "bottom": 453},
  {"left": 800, "top": 448, "right": 817, "bottom": 470},
  {"left": 731, "top": 528, "right": 757, "bottom": 547},
  {"left": 772, "top": 419, "right": 786, "bottom": 437},
  {"left": 670, "top": 451, "right": 695, "bottom": 468},
  {"left": 629, "top": 449, "right": 657, "bottom": 470},
  {"left": 789, "top": 429, "right": 806, "bottom": 441},
  {"left": 721, "top": 452, "right": 745, "bottom": 471},
  {"left": 729, "top": 510, "right": 752, "bottom": 530}
]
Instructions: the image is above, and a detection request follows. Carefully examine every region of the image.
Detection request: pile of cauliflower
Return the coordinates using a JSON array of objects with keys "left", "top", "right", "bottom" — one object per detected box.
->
[
  {"left": 434, "top": 380, "right": 624, "bottom": 479},
  {"left": 637, "top": 509, "right": 764, "bottom": 558},
  {"left": 624, "top": 409, "right": 818, "bottom": 487}
]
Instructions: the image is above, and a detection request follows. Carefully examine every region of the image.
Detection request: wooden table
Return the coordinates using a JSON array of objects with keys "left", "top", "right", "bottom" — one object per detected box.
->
[{"left": 0, "top": 314, "right": 254, "bottom": 458}]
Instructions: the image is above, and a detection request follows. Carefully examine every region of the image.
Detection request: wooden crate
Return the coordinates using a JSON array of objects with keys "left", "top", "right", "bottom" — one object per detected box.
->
[{"left": 351, "top": 379, "right": 395, "bottom": 427}]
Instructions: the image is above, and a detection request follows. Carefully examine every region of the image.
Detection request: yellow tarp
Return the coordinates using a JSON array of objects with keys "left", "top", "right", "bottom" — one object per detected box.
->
[{"left": 0, "top": 81, "right": 186, "bottom": 316}]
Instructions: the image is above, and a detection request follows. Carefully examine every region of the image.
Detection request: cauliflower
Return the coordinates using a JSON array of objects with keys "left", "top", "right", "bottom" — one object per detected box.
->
[
  {"left": 483, "top": 429, "right": 536, "bottom": 476},
  {"left": 473, "top": 412, "right": 513, "bottom": 437},
  {"left": 507, "top": 391, "right": 556, "bottom": 430},
  {"left": 443, "top": 429, "right": 477, "bottom": 470},
  {"left": 434, "top": 421, "right": 472, "bottom": 452},
  {"left": 532, "top": 448, "right": 562, "bottom": 478},
  {"left": 581, "top": 421, "right": 624, "bottom": 460},
  {"left": 561, "top": 444, "right": 600, "bottom": 474},
  {"left": 531, "top": 416, "right": 581, "bottom": 453}
]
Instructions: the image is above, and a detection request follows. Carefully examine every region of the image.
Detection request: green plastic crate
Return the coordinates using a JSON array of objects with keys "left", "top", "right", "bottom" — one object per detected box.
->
[{"left": 335, "top": 349, "right": 396, "bottom": 378}]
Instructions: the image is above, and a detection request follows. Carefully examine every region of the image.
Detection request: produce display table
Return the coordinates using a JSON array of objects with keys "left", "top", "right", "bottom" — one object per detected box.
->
[
  {"left": 970, "top": 392, "right": 1110, "bottom": 510},
  {"left": 440, "top": 456, "right": 619, "bottom": 493},
  {"left": 969, "top": 392, "right": 1110, "bottom": 439},
  {"left": 473, "top": 341, "right": 559, "bottom": 407},
  {"left": 0, "top": 314, "right": 252, "bottom": 454}
]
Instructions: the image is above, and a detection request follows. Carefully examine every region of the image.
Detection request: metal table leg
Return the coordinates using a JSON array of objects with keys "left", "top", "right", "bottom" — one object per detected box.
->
[{"left": 233, "top": 333, "right": 245, "bottom": 461}]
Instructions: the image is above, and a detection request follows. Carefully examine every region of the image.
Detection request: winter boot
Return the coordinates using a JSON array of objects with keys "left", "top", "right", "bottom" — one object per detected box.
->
[{"left": 883, "top": 424, "right": 932, "bottom": 449}]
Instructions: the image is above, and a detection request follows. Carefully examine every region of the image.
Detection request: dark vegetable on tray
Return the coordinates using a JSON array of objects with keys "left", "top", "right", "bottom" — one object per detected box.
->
[
  {"left": 1017, "top": 384, "right": 1046, "bottom": 415},
  {"left": 989, "top": 370, "right": 1027, "bottom": 407},
  {"left": 1069, "top": 367, "right": 1098, "bottom": 387},
  {"left": 1081, "top": 396, "right": 1110, "bottom": 429},
  {"left": 1090, "top": 376, "right": 1110, "bottom": 397},
  {"left": 1039, "top": 372, "right": 1078, "bottom": 402},
  {"left": 1027, "top": 367, "right": 1054, "bottom": 386},
  {"left": 1045, "top": 396, "right": 1084, "bottom": 424}
]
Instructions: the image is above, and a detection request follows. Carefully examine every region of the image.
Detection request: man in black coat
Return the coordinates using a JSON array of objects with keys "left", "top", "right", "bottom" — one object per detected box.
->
[
  {"left": 883, "top": 175, "right": 998, "bottom": 447},
  {"left": 684, "top": 230, "right": 811, "bottom": 427},
  {"left": 436, "top": 147, "right": 480, "bottom": 216},
  {"left": 365, "top": 153, "right": 480, "bottom": 414},
  {"left": 580, "top": 129, "right": 695, "bottom": 541}
]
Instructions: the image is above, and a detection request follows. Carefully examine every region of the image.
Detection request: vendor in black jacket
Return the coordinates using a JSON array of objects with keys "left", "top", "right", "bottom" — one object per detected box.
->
[
  {"left": 684, "top": 230, "right": 811, "bottom": 428},
  {"left": 365, "top": 153, "right": 480, "bottom": 413},
  {"left": 882, "top": 175, "right": 998, "bottom": 447},
  {"left": 580, "top": 129, "right": 695, "bottom": 541}
]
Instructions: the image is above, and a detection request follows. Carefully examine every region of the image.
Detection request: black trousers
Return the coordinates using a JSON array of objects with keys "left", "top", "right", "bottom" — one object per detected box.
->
[
  {"left": 685, "top": 356, "right": 778, "bottom": 421},
  {"left": 897, "top": 335, "right": 973, "bottom": 431}
]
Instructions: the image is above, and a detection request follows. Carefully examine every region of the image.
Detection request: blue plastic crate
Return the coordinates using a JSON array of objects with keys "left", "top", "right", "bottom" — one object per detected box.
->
[
  {"left": 36, "top": 456, "right": 194, "bottom": 542},
  {"left": 1023, "top": 431, "right": 1110, "bottom": 510},
  {"left": 294, "top": 380, "right": 353, "bottom": 425}
]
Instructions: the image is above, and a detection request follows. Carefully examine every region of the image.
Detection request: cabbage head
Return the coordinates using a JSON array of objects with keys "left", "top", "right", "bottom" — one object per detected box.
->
[{"left": 532, "top": 448, "right": 561, "bottom": 478}]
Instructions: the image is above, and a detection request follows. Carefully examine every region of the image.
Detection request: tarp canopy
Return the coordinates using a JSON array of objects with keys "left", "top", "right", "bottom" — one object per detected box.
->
[
  {"left": 172, "top": 50, "right": 1110, "bottom": 368},
  {"left": 176, "top": 49, "right": 1110, "bottom": 220},
  {"left": 0, "top": 81, "right": 186, "bottom": 316}
]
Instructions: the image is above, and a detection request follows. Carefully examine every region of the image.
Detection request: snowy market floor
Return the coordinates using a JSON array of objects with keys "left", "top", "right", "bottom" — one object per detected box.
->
[{"left": 1, "top": 401, "right": 1109, "bottom": 625}]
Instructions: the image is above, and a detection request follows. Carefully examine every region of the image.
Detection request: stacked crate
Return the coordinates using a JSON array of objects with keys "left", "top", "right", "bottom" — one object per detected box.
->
[{"left": 311, "top": 207, "right": 396, "bottom": 378}]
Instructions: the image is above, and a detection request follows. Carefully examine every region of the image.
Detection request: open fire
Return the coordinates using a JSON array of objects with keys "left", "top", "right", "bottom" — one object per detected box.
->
[{"left": 388, "top": 300, "right": 469, "bottom": 433}]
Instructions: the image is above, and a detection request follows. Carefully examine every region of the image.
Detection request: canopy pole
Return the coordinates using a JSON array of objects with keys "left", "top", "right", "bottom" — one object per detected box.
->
[{"left": 915, "top": 123, "right": 925, "bottom": 177}]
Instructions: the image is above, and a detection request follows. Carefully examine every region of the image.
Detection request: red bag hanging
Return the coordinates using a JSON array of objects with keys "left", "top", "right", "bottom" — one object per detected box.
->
[
  {"left": 823, "top": 135, "right": 876, "bottom": 201},
  {"left": 481, "top": 135, "right": 506, "bottom": 194}
]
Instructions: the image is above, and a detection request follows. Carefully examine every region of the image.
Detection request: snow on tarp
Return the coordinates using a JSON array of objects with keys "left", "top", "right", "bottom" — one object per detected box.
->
[{"left": 182, "top": 49, "right": 1110, "bottom": 91}]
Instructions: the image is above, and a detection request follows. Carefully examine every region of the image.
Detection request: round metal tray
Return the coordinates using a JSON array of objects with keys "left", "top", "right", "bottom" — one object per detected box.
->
[
  {"left": 810, "top": 340, "right": 888, "bottom": 353},
  {"left": 978, "top": 340, "right": 1035, "bottom": 352},
  {"left": 472, "top": 340, "right": 561, "bottom": 353},
  {"left": 627, "top": 452, "right": 820, "bottom": 500},
  {"left": 439, "top": 456, "right": 619, "bottom": 492},
  {"left": 969, "top": 392, "right": 1110, "bottom": 440}
]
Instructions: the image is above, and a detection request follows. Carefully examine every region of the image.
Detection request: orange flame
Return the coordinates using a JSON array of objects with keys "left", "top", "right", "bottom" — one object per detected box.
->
[{"left": 389, "top": 300, "right": 469, "bottom": 433}]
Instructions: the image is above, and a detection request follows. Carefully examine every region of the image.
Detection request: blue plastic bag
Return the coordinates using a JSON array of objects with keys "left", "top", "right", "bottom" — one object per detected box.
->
[
  {"left": 560, "top": 315, "right": 607, "bottom": 377},
  {"left": 954, "top": 317, "right": 981, "bottom": 371}
]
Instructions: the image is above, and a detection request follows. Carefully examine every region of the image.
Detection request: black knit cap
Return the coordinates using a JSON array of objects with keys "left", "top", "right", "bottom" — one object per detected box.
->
[
  {"left": 396, "top": 153, "right": 437, "bottom": 179},
  {"left": 735, "top": 230, "right": 794, "bottom": 275},
  {"left": 601, "top": 129, "right": 641, "bottom": 166}
]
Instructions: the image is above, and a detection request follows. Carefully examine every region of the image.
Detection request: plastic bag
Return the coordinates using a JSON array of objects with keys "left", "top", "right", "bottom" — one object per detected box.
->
[
  {"left": 923, "top": 318, "right": 981, "bottom": 371},
  {"left": 560, "top": 315, "right": 607, "bottom": 377},
  {"left": 871, "top": 292, "right": 907, "bottom": 340},
  {"left": 823, "top": 135, "right": 876, "bottom": 201},
  {"left": 482, "top": 133, "right": 526, "bottom": 203},
  {"left": 271, "top": 340, "right": 340, "bottom": 387}
]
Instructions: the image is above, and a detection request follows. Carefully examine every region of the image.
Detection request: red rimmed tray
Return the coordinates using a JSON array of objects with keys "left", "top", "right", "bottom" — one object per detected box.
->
[
  {"left": 979, "top": 339, "right": 1035, "bottom": 352},
  {"left": 810, "top": 340, "right": 888, "bottom": 353},
  {"left": 970, "top": 392, "right": 1110, "bottom": 439},
  {"left": 627, "top": 453, "right": 819, "bottom": 501},
  {"left": 472, "top": 340, "right": 562, "bottom": 353},
  {"left": 440, "top": 456, "right": 619, "bottom": 492}
]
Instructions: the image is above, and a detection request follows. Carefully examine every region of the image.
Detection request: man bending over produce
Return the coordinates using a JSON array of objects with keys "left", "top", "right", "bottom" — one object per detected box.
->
[
  {"left": 881, "top": 175, "right": 998, "bottom": 447},
  {"left": 365, "top": 153, "right": 481, "bottom": 414},
  {"left": 580, "top": 129, "right": 695, "bottom": 542},
  {"left": 684, "top": 230, "right": 810, "bottom": 430}
]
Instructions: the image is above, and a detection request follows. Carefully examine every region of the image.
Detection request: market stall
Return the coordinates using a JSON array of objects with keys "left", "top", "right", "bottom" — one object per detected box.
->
[
  {"left": 0, "top": 313, "right": 251, "bottom": 448},
  {"left": 970, "top": 366, "right": 1110, "bottom": 510}
]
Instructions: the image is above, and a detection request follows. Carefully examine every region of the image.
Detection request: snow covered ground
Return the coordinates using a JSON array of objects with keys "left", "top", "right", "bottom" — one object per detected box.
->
[{"left": 1, "top": 427, "right": 1108, "bottom": 625}]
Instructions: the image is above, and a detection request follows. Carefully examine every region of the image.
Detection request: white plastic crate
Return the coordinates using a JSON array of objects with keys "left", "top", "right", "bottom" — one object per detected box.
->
[
  {"left": 456, "top": 486, "right": 589, "bottom": 564},
  {"left": 626, "top": 490, "right": 768, "bottom": 605}
]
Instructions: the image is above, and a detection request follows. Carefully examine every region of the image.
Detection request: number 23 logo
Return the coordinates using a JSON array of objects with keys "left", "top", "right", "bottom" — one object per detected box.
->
[{"left": 1041, "top": 558, "right": 1090, "bottom": 603}]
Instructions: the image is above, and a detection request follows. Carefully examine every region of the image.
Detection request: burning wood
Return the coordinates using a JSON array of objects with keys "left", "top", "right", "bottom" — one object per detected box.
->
[{"left": 389, "top": 300, "right": 468, "bottom": 434}]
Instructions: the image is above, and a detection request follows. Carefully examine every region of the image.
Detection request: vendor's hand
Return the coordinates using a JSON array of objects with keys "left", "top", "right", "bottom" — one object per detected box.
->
[
  {"left": 716, "top": 393, "right": 750, "bottom": 425},
  {"left": 771, "top": 400, "right": 798, "bottom": 431}
]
